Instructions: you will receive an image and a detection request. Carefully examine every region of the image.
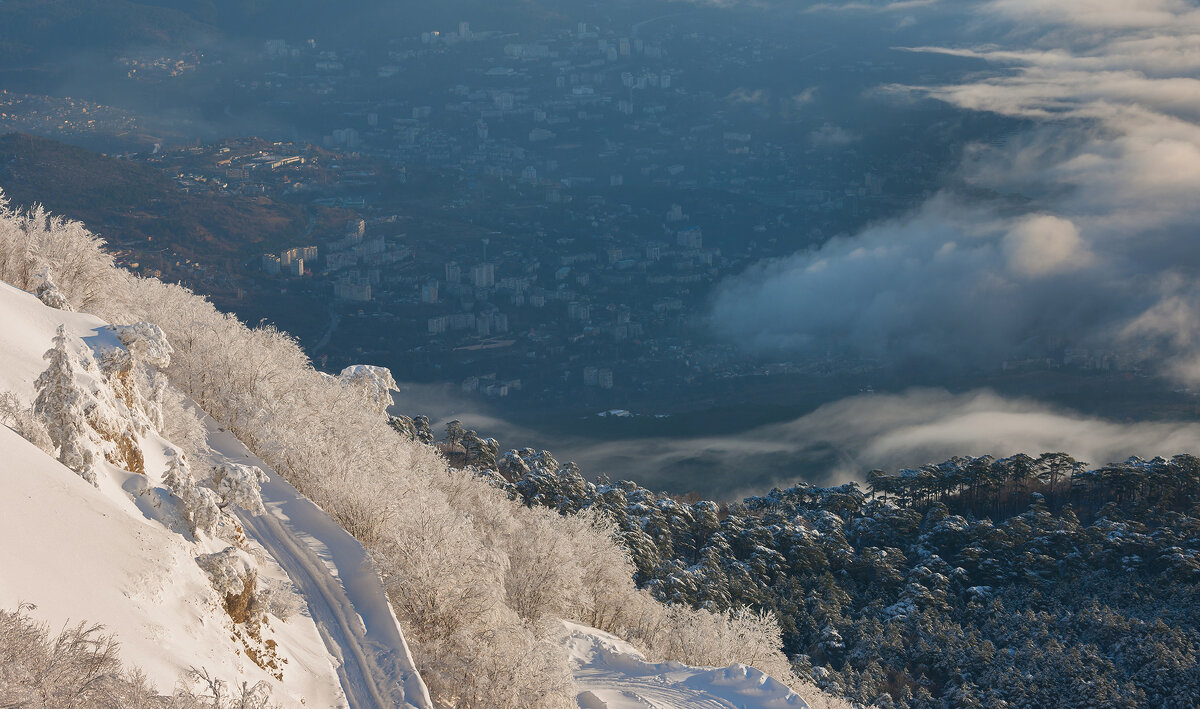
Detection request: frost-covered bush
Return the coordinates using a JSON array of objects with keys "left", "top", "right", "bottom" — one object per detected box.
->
[
  {"left": 163, "top": 453, "right": 223, "bottom": 537},
  {"left": 35, "top": 267, "right": 71, "bottom": 311},
  {"left": 0, "top": 193, "right": 127, "bottom": 315},
  {"left": 172, "top": 668, "right": 277, "bottom": 709},
  {"left": 257, "top": 578, "right": 304, "bottom": 622},
  {"left": 196, "top": 547, "right": 258, "bottom": 600},
  {"left": 0, "top": 391, "right": 54, "bottom": 455},
  {"left": 338, "top": 364, "right": 399, "bottom": 414},
  {"left": 196, "top": 547, "right": 261, "bottom": 628},
  {"left": 0, "top": 604, "right": 161, "bottom": 708},
  {"left": 153, "top": 374, "right": 208, "bottom": 461},
  {"left": 210, "top": 463, "right": 268, "bottom": 516},
  {"left": 416, "top": 620, "right": 573, "bottom": 709},
  {"left": 111, "top": 321, "right": 174, "bottom": 369}
]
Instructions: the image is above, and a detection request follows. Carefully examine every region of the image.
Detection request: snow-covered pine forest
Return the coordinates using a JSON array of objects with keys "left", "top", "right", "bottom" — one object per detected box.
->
[
  {"left": 0, "top": 191, "right": 852, "bottom": 707},
  {"left": 427, "top": 429, "right": 1200, "bottom": 707}
]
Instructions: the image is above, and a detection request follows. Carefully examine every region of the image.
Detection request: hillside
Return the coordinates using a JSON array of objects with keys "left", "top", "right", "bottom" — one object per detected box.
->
[
  {"left": 0, "top": 0, "right": 215, "bottom": 66},
  {"left": 0, "top": 191, "right": 850, "bottom": 707},
  {"left": 0, "top": 133, "right": 305, "bottom": 260},
  {"left": 0, "top": 281, "right": 348, "bottom": 705}
]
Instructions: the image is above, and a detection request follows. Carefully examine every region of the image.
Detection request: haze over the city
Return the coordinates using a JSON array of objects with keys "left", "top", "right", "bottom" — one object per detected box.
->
[{"left": 3, "top": 0, "right": 1199, "bottom": 497}]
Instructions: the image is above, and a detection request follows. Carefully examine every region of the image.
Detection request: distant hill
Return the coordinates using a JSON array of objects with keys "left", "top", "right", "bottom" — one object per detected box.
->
[
  {"left": 0, "top": 0, "right": 216, "bottom": 65},
  {"left": 0, "top": 132, "right": 304, "bottom": 261}
]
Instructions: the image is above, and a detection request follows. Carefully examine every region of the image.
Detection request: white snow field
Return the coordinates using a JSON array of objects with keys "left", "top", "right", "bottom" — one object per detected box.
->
[
  {"left": 564, "top": 623, "right": 811, "bottom": 709},
  {"left": 209, "top": 425, "right": 433, "bottom": 709},
  {"left": 564, "top": 622, "right": 811, "bottom": 709}
]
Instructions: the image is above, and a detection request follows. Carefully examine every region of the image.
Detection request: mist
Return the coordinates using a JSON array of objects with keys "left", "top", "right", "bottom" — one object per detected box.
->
[
  {"left": 391, "top": 383, "right": 1200, "bottom": 500},
  {"left": 710, "top": 0, "right": 1200, "bottom": 385}
]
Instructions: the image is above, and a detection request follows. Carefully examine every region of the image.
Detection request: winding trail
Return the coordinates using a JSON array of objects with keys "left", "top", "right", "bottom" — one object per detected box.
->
[{"left": 211, "top": 429, "right": 432, "bottom": 709}]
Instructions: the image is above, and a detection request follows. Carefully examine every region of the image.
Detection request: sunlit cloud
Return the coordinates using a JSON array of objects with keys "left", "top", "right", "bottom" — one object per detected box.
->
[{"left": 712, "top": 0, "right": 1200, "bottom": 386}]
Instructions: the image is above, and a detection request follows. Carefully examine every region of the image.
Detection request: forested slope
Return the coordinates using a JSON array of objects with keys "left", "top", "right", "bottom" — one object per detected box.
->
[{"left": 421, "top": 427, "right": 1200, "bottom": 708}]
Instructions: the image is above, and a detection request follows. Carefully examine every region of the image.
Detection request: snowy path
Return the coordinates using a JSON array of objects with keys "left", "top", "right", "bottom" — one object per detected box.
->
[
  {"left": 564, "top": 622, "right": 809, "bottom": 709},
  {"left": 211, "top": 430, "right": 432, "bottom": 709}
]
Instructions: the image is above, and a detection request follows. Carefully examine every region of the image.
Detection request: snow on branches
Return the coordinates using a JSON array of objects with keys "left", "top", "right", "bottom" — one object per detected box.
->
[
  {"left": 35, "top": 267, "right": 71, "bottom": 311},
  {"left": 211, "top": 463, "right": 269, "bottom": 516},
  {"left": 163, "top": 451, "right": 222, "bottom": 537},
  {"left": 110, "top": 321, "right": 174, "bottom": 369},
  {"left": 34, "top": 325, "right": 98, "bottom": 485},
  {"left": 337, "top": 364, "right": 399, "bottom": 414}
]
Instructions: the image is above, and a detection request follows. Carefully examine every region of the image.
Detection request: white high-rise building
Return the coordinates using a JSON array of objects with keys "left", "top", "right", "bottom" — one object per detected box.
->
[{"left": 471, "top": 263, "right": 495, "bottom": 289}]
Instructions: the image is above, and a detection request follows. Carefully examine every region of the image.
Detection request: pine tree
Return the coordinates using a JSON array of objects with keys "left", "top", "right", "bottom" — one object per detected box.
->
[{"left": 33, "top": 326, "right": 96, "bottom": 485}]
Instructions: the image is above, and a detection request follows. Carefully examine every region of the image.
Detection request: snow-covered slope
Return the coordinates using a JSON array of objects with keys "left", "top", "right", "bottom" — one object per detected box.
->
[
  {"left": 0, "top": 282, "right": 347, "bottom": 705},
  {"left": 0, "top": 278, "right": 825, "bottom": 709},
  {"left": 209, "top": 426, "right": 433, "bottom": 709},
  {"left": 564, "top": 622, "right": 810, "bottom": 709}
]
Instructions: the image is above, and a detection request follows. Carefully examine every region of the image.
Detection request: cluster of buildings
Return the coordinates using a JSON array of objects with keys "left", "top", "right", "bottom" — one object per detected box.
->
[
  {"left": 262, "top": 245, "right": 318, "bottom": 276},
  {"left": 0, "top": 91, "right": 140, "bottom": 140},
  {"left": 262, "top": 217, "right": 414, "bottom": 302}
]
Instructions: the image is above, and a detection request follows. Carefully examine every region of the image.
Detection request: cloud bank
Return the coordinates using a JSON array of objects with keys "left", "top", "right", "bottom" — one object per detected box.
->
[
  {"left": 711, "top": 0, "right": 1200, "bottom": 382},
  {"left": 547, "top": 389, "right": 1200, "bottom": 499}
]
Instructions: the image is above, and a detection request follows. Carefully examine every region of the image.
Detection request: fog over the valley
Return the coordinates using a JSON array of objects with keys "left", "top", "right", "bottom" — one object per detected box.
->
[
  {"left": 385, "top": 0, "right": 1200, "bottom": 498},
  {"left": 712, "top": 0, "right": 1200, "bottom": 382},
  {"left": 392, "top": 383, "right": 1200, "bottom": 498}
]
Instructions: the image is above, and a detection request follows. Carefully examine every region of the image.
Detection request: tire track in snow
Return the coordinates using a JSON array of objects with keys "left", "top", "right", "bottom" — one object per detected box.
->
[
  {"left": 239, "top": 510, "right": 396, "bottom": 708},
  {"left": 212, "top": 430, "right": 431, "bottom": 709}
]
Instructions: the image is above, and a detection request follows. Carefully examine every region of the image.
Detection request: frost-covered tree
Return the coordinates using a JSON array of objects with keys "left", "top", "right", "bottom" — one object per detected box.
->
[
  {"left": 111, "top": 321, "right": 174, "bottom": 369},
  {"left": 445, "top": 419, "right": 465, "bottom": 447},
  {"left": 461, "top": 429, "right": 499, "bottom": 469},
  {"left": 33, "top": 325, "right": 96, "bottom": 485},
  {"left": 0, "top": 604, "right": 162, "bottom": 708},
  {"left": 35, "top": 266, "right": 71, "bottom": 311},
  {"left": 413, "top": 414, "right": 434, "bottom": 444},
  {"left": 210, "top": 463, "right": 269, "bottom": 516},
  {"left": 0, "top": 194, "right": 127, "bottom": 316},
  {"left": 388, "top": 413, "right": 418, "bottom": 440},
  {"left": 0, "top": 391, "right": 54, "bottom": 455},
  {"left": 338, "top": 364, "right": 398, "bottom": 414},
  {"left": 163, "top": 451, "right": 222, "bottom": 537}
]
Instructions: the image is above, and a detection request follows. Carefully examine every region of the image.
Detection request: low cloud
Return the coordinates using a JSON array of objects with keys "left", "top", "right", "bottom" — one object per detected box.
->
[
  {"left": 806, "top": 0, "right": 944, "bottom": 13},
  {"left": 712, "top": 0, "right": 1200, "bottom": 385},
  {"left": 809, "top": 122, "right": 860, "bottom": 148},
  {"left": 727, "top": 87, "right": 770, "bottom": 105},
  {"left": 1002, "top": 214, "right": 1092, "bottom": 278},
  {"left": 500, "top": 389, "right": 1200, "bottom": 500}
]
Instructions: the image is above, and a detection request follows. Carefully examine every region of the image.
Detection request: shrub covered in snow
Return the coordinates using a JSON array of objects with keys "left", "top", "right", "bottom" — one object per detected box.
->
[
  {"left": 34, "top": 267, "right": 71, "bottom": 311},
  {"left": 111, "top": 321, "right": 174, "bottom": 369},
  {"left": 196, "top": 547, "right": 259, "bottom": 626},
  {"left": 0, "top": 391, "right": 54, "bottom": 455},
  {"left": 0, "top": 604, "right": 281, "bottom": 709},
  {"left": 0, "top": 197, "right": 127, "bottom": 315},
  {"left": 163, "top": 452, "right": 223, "bottom": 538},
  {"left": 0, "top": 603, "right": 161, "bottom": 708},
  {"left": 210, "top": 463, "right": 268, "bottom": 516},
  {"left": 256, "top": 578, "right": 304, "bottom": 622},
  {"left": 338, "top": 363, "right": 399, "bottom": 414}
]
